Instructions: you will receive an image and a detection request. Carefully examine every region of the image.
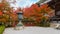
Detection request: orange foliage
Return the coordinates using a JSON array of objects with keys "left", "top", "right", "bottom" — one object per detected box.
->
[
  {"left": 23, "top": 4, "right": 52, "bottom": 22},
  {"left": 0, "top": 3, "right": 4, "bottom": 7},
  {"left": 0, "top": 18, "right": 6, "bottom": 22},
  {"left": 0, "top": 11, "right": 3, "bottom": 16}
]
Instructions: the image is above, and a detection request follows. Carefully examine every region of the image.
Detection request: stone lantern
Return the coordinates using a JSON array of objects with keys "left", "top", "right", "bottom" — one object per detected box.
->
[{"left": 14, "top": 11, "right": 24, "bottom": 30}]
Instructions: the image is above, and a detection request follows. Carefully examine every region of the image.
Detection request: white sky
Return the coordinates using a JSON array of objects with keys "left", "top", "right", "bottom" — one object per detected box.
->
[{"left": 10, "top": 0, "right": 39, "bottom": 8}]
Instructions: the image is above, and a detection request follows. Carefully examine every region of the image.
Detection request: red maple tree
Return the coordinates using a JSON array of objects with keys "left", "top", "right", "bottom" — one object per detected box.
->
[{"left": 23, "top": 4, "right": 53, "bottom": 22}]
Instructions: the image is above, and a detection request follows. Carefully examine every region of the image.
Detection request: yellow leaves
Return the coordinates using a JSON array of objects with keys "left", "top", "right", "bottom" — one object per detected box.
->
[
  {"left": 0, "top": 18, "right": 6, "bottom": 23},
  {"left": 3, "top": 14, "right": 9, "bottom": 18}
]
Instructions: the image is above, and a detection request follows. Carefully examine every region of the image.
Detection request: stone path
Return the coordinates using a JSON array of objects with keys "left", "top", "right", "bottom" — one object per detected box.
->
[{"left": 3, "top": 27, "right": 60, "bottom": 34}]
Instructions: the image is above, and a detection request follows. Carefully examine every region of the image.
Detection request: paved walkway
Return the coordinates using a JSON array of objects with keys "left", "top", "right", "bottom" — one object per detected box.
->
[{"left": 3, "top": 27, "right": 60, "bottom": 34}]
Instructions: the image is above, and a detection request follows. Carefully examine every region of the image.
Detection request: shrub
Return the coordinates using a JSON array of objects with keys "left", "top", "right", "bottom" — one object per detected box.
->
[{"left": 0, "top": 25, "right": 5, "bottom": 34}]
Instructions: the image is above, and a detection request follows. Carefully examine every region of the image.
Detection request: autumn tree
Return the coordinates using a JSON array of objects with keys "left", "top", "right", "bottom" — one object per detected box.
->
[
  {"left": 0, "top": 0, "right": 10, "bottom": 23},
  {"left": 0, "top": 0, "right": 18, "bottom": 26},
  {"left": 23, "top": 4, "right": 53, "bottom": 24}
]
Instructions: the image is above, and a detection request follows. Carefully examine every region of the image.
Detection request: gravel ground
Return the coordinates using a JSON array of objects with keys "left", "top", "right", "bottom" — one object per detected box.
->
[{"left": 3, "top": 27, "right": 60, "bottom": 34}]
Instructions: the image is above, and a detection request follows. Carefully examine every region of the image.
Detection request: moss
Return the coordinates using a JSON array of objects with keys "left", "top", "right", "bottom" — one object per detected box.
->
[{"left": 0, "top": 25, "right": 5, "bottom": 34}]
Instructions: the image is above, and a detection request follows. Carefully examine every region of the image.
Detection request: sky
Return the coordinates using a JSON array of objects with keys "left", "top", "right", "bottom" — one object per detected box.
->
[
  {"left": 10, "top": 0, "right": 39, "bottom": 8},
  {"left": 10, "top": 0, "right": 51, "bottom": 10}
]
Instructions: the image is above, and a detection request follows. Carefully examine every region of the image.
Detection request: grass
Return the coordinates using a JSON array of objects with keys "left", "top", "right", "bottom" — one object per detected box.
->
[{"left": 0, "top": 25, "right": 5, "bottom": 34}]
